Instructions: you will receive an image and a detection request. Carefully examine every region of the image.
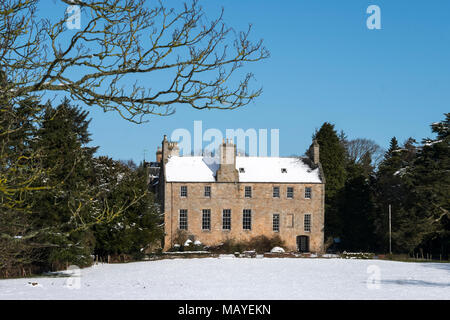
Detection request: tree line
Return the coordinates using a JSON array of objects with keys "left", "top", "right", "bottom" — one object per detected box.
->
[
  {"left": 0, "top": 95, "right": 163, "bottom": 277},
  {"left": 313, "top": 115, "right": 449, "bottom": 259}
]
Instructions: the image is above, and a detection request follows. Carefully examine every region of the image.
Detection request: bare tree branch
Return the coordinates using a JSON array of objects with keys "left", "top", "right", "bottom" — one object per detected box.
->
[
  {"left": 346, "top": 138, "right": 384, "bottom": 168},
  {"left": 1, "top": 0, "right": 269, "bottom": 123}
]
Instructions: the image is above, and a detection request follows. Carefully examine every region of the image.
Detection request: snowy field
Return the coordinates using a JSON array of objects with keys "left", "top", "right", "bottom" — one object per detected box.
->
[{"left": 0, "top": 257, "right": 449, "bottom": 300}]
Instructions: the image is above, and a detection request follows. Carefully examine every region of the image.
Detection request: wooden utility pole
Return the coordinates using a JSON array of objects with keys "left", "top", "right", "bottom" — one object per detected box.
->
[{"left": 389, "top": 204, "right": 392, "bottom": 254}]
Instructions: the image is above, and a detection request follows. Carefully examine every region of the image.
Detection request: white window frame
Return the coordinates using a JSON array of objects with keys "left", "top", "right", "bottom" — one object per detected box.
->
[
  {"left": 273, "top": 213, "right": 280, "bottom": 232},
  {"left": 304, "top": 213, "right": 312, "bottom": 232},
  {"left": 305, "top": 187, "right": 312, "bottom": 199},
  {"left": 204, "top": 185, "right": 211, "bottom": 198},
  {"left": 243, "top": 209, "right": 252, "bottom": 230},
  {"left": 202, "top": 209, "right": 211, "bottom": 231},
  {"left": 179, "top": 209, "right": 188, "bottom": 230},
  {"left": 244, "top": 186, "right": 252, "bottom": 198},
  {"left": 222, "top": 209, "right": 231, "bottom": 231},
  {"left": 273, "top": 186, "right": 280, "bottom": 198},
  {"left": 287, "top": 187, "right": 294, "bottom": 199},
  {"left": 180, "top": 185, "right": 188, "bottom": 198}
]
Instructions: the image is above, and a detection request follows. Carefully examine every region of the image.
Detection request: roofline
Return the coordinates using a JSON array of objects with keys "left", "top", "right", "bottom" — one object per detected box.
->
[
  {"left": 167, "top": 155, "right": 309, "bottom": 159},
  {"left": 165, "top": 181, "right": 324, "bottom": 184}
]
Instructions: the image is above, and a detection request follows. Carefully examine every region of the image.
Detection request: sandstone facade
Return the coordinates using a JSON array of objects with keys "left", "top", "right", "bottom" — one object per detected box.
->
[{"left": 158, "top": 137, "right": 325, "bottom": 253}]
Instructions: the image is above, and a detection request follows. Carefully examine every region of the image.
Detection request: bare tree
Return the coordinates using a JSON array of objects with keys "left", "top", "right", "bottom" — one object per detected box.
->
[
  {"left": 1, "top": 0, "right": 269, "bottom": 123},
  {"left": 346, "top": 138, "right": 384, "bottom": 168}
]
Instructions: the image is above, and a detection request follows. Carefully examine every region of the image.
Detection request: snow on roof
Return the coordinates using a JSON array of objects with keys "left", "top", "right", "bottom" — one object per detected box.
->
[
  {"left": 165, "top": 156, "right": 219, "bottom": 182},
  {"left": 165, "top": 156, "right": 322, "bottom": 183}
]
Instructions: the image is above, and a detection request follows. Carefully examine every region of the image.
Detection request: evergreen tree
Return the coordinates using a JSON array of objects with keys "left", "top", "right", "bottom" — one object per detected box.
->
[
  {"left": 337, "top": 136, "right": 381, "bottom": 251},
  {"left": 0, "top": 94, "right": 45, "bottom": 276},
  {"left": 407, "top": 114, "right": 450, "bottom": 258},
  {"left": 372, "top": 137, "right": 417, "bottom": 253},
  {"left": 373, "top": 117, "right": 449, "bottom": 258},
  {"left": 387, "top": 137, "right": 399, "bottom": 154},
  {"left": 0, "top": 71, "right": 46, "bottom": 211},
  {"left": 311, "top": 122, "right": 347, "bottom": 239},
  {"left": 92, "top": 158, "right": 164, "bottom": 259},
  {"left": 338, "top": 163, "right": 376, "bottom": 251},
  {"left": 31, "top": 98, "right": 98, "bottom": 269}
]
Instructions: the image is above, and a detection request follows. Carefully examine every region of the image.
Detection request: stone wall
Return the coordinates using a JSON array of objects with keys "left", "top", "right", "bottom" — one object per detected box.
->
[{"left": 163, "top": 182, "right": 325, "bottom": 253}]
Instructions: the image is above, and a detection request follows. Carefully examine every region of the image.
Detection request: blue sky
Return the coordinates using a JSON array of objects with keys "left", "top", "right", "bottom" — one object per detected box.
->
[{"left": 40, "top": 0, "right": 450, "bottom": 162}]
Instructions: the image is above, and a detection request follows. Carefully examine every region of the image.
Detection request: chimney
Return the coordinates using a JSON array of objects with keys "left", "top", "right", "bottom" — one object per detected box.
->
[
  {"left": 168, "top": 142, "right": 180, "bottom": 157},
  {"left": 216, "top": 139, "right": 239, "bottom": 182},
  {"left": 311, "top": 139, "right": 320, "bottom": 165},
  {"left": 156, "top": 147, "right": 162, "bottom": 163},
  {"left": 161, "top": 135, "right": 179, "bottom": 164}
]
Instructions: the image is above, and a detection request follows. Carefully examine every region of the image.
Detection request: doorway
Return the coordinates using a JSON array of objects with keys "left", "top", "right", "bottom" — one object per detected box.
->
[{"left": 297, "top": 235, "right": 309, "bottom": 253}]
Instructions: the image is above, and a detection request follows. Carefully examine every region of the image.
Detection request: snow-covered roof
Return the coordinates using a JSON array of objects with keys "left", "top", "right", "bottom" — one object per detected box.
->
[{"left": 165, "top": 156, "right": 322, "bottom": 183}]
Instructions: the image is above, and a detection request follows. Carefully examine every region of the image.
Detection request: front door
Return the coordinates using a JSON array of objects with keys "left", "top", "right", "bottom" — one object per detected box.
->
[{"left": 297, "top": 235, "right": 309, "bottom": 253}]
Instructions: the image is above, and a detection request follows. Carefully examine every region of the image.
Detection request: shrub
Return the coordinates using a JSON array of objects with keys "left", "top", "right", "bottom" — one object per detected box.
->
[
  {"left": 184, "top": 240, "right": 206, "bottom": 252},
  {"left": 248, "top": 235, "right": 284, "bottom": 253},
  {"left": 209, "top": 235, "right": 285, "bottom": 254},
  {"left": 169, "top": 234, "right": 207, "bottom": 252},
  {"left": 173, "top": 230, "right": 189, "bottom": 248},
  {"left": 340, "top": 252, "right": 374, "bottom": 259}
]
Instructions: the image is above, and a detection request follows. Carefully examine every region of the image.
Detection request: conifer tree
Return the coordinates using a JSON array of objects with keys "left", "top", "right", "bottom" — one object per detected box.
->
[
  {"left": 372, "top": 137, "right": 417, "bottom": 252},
  {"left": 406, "top": 114, "right": 449, "bottom": 258},
  {"left": 338, "top": 163, "right": 376, "bottom": 251},
  {"left": 373, "top": 118, "right": 449, "bottom": 257},
  {"left": 31, "top": 98, "right": 98, "bottom": 269},
  {"left": 337, "top": 137, "right": 381, "bottom": 251},
  {"left": 0, "top": 70, "right": 47, "bottom": 212},
  {"left": 92, "top": 158, "right": 164, "bottom": 259},
  {"left": 311, "top": 122, "right": 347, "bottom": 239},
  {"left": 0, "top": 95, "right": 46, "bottom": 276}
]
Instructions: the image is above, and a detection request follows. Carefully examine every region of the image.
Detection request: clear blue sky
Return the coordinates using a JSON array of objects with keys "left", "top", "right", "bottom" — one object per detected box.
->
[{"left": 39, "top": 0, "right": 450, "bottom": 162}]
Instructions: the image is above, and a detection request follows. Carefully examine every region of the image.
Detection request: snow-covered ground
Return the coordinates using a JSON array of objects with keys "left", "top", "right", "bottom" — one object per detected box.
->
[{"left": 0, "top": 257, "right": 449, "bottom": 300}]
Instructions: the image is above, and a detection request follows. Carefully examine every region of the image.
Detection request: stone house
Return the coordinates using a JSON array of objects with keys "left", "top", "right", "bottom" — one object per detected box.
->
[{"left": 156, "top": 135, "right": 325, "bottom": 253}]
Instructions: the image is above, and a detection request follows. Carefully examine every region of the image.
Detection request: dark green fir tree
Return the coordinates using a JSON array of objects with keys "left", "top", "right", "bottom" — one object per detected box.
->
[
  {"left": 32, "top": 98, "right": 98, "bottom": 269},
  {"left": 310, "top": 122, "right": 347, "bottom": 240}
]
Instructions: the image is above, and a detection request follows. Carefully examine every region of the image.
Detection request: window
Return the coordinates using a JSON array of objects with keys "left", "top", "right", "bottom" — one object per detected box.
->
[
  {"left": 202, "top": 209, "right": 211, "bottom": 231},
  {"left": 244, "top": 186, "right": 252, "bottom": 198},
  {"left": 273, "top": 214, "right": 280, "bottom": 232},
  {"left": 204, "top": 186, "right": 211, "bottom": 197},
  {"left": 180, "top": 186, "right": 187, "bottom": 197},
  {"left": 304, "top": 214, "right": 311, "bottom": 232},
  {"left": 287, "top": 187, "right": 294, "bottom": 199},
  {"left": 243, "top": 209, "right": 252, "bottom": 230},
  {"left": 286, "top": 213, "right": 294, "bottom": 228},
  {"left": 281, "top": 168, "right": 287, "bottom": 173},
  {"left": 273, "top": 186, "right": 280, "bottom": 198},
  {"left": 179, "top": 209, "right": 188, "bottom": 230},
  {"left": 305, "top": 187, "right": 312, "bottom": 199},
  {"left": 222, "top": 209, "right": 231, "bottom": 230},
  {"left": 239, "top": 168, "right": 245, "bottom": 173}
]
